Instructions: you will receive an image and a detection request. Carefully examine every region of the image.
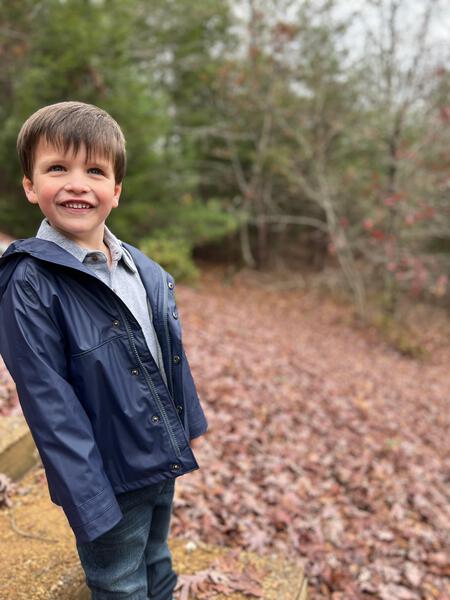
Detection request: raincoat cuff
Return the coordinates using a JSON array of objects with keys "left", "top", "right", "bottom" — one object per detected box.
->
[
  {"left": 189, "top": 416, "right": 208, "bottom": 440},
  {"left": 69, "top": 487, "right": 123, "bottom": 544}
]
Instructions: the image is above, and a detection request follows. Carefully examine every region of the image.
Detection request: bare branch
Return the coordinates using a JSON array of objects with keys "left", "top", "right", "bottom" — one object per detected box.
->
[{"left": 249, "top": 214, "right": 329, "bottom": 232}]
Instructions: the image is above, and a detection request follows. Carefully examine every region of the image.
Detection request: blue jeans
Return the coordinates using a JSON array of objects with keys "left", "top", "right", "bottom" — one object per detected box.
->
[{"left": 75, "top": 479, "right": 177, "bottom": 600}]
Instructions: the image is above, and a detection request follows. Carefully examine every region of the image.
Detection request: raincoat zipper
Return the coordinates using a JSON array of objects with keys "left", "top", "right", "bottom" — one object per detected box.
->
[
  {"left": 160, "top": 266, "right": 174, "bottom": 398},
  {"left": 114, "top": 300, "right": 181, "bottom": 459}
]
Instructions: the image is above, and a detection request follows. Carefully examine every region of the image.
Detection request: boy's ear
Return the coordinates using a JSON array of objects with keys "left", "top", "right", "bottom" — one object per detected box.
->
[
  {"left": 112, "top": 182, "right": 122, "bottom": 208},
  {"left": 23, "top": 176, "right": 38, "bottom": 205}
]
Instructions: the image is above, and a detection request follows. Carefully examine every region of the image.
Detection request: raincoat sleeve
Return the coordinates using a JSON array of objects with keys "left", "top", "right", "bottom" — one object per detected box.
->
[
  {"left": 181, "top": 347, "right": 208, "bottom": 440},
  {"left": 0, "top": 275, "right": 123, "bottom": 543}
]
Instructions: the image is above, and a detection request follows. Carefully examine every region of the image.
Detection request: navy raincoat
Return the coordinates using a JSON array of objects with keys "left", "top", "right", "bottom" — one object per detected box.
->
[{"left": 0, "top": 238, "right": 208, "bottom": 543}]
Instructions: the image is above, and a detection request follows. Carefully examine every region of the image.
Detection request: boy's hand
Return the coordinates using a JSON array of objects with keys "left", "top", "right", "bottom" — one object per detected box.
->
[{"left": 189, "top": 437, "right": 204, "bottom": 450}]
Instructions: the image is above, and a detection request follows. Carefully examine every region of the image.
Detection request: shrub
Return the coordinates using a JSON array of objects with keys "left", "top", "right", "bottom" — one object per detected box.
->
[{"left": 140, "top": 236, "right": 199, "bottom": 283}]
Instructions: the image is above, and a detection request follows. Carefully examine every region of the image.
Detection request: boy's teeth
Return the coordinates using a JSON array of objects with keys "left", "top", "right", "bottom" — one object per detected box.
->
[{"left": 63, "top": 202, "right": 91, "bottom": 209}]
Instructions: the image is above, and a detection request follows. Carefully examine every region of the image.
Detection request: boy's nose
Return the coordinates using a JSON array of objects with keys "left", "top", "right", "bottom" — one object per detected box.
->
[{"left": 64, "top": 180, "right": 90, "bottom": 194}]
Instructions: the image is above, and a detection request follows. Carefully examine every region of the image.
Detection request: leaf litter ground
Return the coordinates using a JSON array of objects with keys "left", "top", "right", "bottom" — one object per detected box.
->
[
  {"left": 172, "top": 268, "right": 450, "bottom": 600},
  {"left": 1, "top": 266, "right": 449, "bottom": 599}
]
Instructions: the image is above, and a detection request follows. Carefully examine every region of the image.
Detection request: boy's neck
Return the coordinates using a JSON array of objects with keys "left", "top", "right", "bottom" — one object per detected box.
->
[
  {"left": 36, "top": 218, "right": 116, "bottom": 269},
  {"left": 46, "top": 219, "right": 112, "bottom": 266},
  {"left": 48, "top": 220, "right": 106, "bottom": 252}
]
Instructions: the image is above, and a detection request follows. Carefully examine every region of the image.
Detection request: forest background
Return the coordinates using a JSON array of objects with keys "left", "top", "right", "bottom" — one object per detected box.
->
[
  {"left": 1, "top": 2, "right": 450, "bottom": 598},
  {"left": 0, "top": 0, "right": 449, "bottom": 319}
]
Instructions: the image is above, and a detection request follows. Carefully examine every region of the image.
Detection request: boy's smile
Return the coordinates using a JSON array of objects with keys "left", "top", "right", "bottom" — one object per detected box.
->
[{"left": 23, "top": 139, "right": 122, "bottom": 250}]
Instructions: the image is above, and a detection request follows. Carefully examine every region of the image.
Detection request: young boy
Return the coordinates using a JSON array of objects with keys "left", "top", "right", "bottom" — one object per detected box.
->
[{"left": 0, "top": 101, "right": 208, "bottom": 599}]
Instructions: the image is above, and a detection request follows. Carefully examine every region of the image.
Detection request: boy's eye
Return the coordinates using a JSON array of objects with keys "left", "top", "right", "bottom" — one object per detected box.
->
[
  {"left": 48, "top": 165, "right": 65, "bottom": 172},
  {"left": 88, "top": 167, "right": 104, "bottom": 175}
]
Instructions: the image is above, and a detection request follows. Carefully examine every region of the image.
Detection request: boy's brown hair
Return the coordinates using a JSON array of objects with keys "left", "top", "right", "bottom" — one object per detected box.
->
[{"left": 17, "top": 101, "right": 127, "bottom": 182}]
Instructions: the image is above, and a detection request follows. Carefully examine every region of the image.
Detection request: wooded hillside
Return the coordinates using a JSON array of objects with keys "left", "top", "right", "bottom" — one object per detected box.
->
[{"left": 1, "top": 0, "right": 449, "bottom": 316}]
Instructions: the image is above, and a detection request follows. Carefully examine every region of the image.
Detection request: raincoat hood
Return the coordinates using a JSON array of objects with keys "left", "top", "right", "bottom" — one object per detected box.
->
[{"left": 0, "top": 238, "right": 109, "bottom": 295}]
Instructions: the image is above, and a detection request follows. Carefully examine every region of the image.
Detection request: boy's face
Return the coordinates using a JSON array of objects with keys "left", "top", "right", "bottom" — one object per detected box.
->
[{"left": 23, "top": 139, "right": 122, "bottom": 248}]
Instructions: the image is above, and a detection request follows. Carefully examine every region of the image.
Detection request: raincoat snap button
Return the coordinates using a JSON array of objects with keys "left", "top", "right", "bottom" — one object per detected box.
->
[
  {"left": 168, "top": 281, "right": 174, "bottom": 290},
  {"left": 131, "top": 368, "right": 139, "bottom": 376},
  {"left": 172, "top": 311, "right": 178, "bottom": 319},
  {"left": 151, "top": 415, "right": 160, "bottom": 423},
  {"left": 176, "top": 404, "right": 183, "bottom": 413},
  {"left": 113, "top": 319, "right": 120, "bottom": 327},
  {"left": 170, "top": 463, "right": 181, "bottom": 472},
  {"left": 173, "top": 354, "right": 181, "bottom": 364}
]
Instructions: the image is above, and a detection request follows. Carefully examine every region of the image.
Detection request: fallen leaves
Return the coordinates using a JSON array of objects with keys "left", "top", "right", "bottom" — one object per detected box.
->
[
  {"left": 174, "top": 550, "right": 266, "bottom": 599},
  {"left": 0, "top": 473, "right": 16, "bottom": 508},
  {"left": 172, "top": 270, "right": 450, "bottom": 599},
  {"left": 2, "top": 267, "right": 450, "bottom": 598},
  {"left": 0, "top": 356, "right": 19, "bottom": 416}
]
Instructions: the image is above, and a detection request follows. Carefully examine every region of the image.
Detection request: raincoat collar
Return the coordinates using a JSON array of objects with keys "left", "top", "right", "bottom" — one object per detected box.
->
[{"left": 0, "top": 237, "right": 165, "bottom": 315}]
